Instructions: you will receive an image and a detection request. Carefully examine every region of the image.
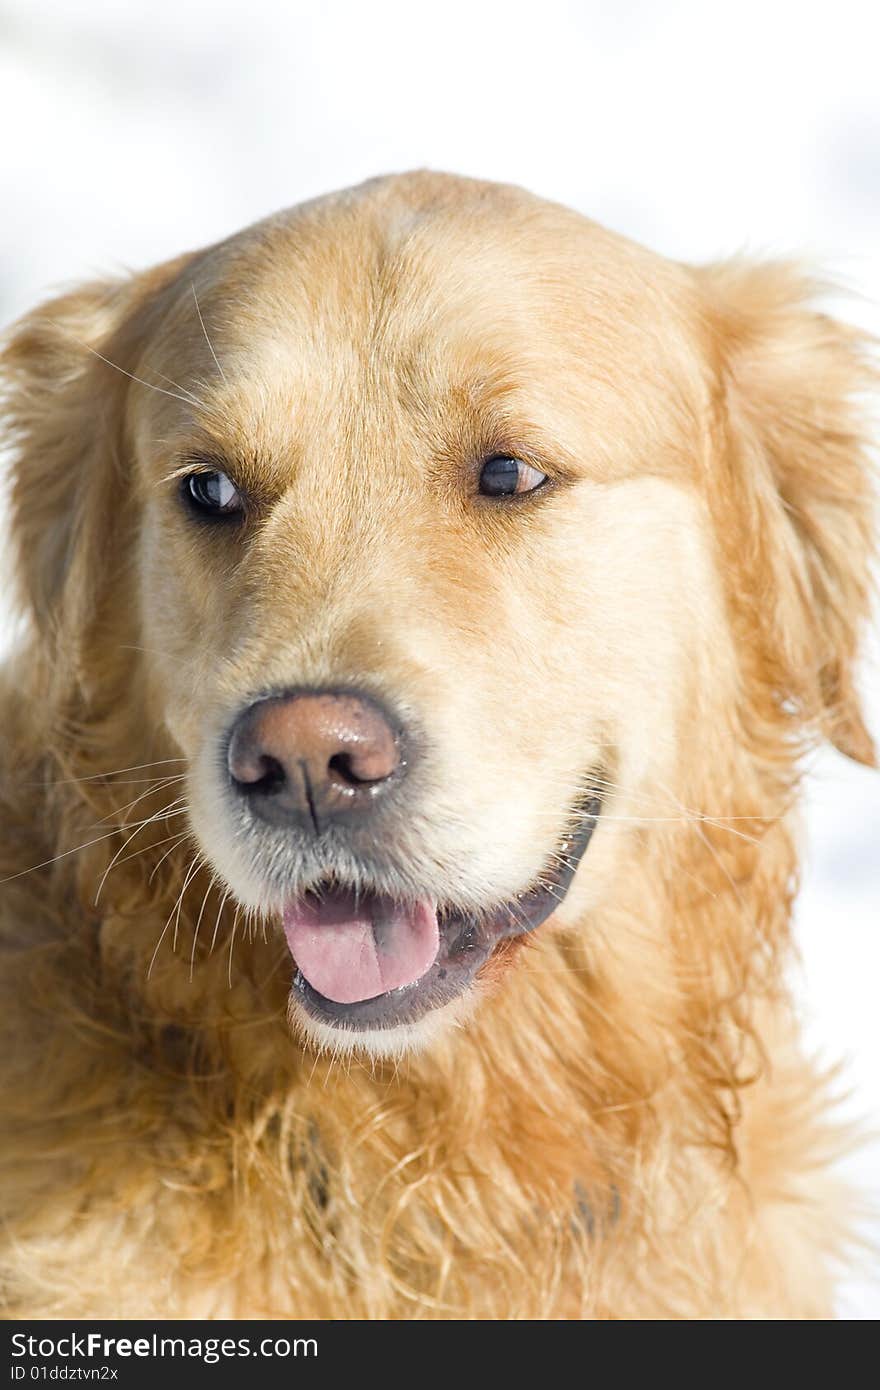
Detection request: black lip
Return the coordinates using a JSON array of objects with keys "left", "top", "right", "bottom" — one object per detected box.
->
[{"left": 291, "top": 792, "right": 602, "bottom": 1032}]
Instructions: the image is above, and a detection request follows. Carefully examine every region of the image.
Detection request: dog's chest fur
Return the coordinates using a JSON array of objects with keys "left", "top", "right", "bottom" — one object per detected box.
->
[{"left": 0, "top": 888, "right": 845, "bottom": 1320}]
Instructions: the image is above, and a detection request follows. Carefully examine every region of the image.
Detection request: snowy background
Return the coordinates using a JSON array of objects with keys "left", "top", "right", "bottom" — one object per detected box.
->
[{"left": 0, "top": 0, "right": 877, "bottom": 1317}]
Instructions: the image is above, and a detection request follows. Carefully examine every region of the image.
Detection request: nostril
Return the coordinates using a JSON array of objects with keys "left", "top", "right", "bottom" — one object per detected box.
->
[
  {"left": 232, "top": 752, "right": 287, "bottom": 795},
  {"left": 328, "top": 751, "right": 379, "bottom": 787}
]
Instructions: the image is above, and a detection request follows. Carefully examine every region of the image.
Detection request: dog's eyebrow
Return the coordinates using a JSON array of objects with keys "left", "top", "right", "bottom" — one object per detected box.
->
[
  {"left": 153, "top": 448, "right": 285, "bottom": 515},
  {"left": 158, "top": 453, "right": 237, "bottom": 486}
]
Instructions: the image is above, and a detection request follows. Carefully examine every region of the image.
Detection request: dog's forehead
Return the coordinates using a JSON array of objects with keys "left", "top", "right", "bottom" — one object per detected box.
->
[
  {"left": 133, "top": 175, "right": 702, "bottom": 480},
  {"left": 186, "top": 196, "right": 578, "bottom": 381}
]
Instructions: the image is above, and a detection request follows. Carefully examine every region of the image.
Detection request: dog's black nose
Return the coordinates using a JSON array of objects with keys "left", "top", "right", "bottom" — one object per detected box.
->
[{"left": 227, "top": 689, "right": 405, "bottom": 832}]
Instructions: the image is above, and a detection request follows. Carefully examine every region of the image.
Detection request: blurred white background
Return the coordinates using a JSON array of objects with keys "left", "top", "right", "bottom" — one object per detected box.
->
[{"left": 0, "top": 0, "right": 877, "bottom": 1317}]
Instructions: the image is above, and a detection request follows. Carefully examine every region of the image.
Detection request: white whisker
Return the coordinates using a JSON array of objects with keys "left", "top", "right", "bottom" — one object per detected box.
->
[
  {"left": 190, "top": 873, "right": 218, "bottom": 981},
  {"left": 210, "top": 887, "right": 232, "bottom": 954},
  {"left": 118, "top": 828, "right": 189, "bottom": 874},
  {"left": 47, "top": 320, "right": 205, "bottom": 409},
  {"left": 173, "top": 855, "right": 203, "bottom": 952},
  {"left": 0, "top": 806, "right": 183, "bottom": 888},
  {"left": 94, "top": 797, "right": 188, "bottom": 905},
  {"left": 29, "top": 757, "right": 187, "bottom": 788},
  {"left": 146, "top": 829, "right": 193, "bottom": 884},
  {"left": 228, "top": 903, "right": 241, "bottom": 987},
  {"left": 191, "top": 283, "right": 228, "bottom": 385}
]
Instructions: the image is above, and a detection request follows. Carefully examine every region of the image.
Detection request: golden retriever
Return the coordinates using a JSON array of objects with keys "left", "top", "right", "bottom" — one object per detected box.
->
[{"left": 0, "top": 171, "right": 875, "bottom": 1319}]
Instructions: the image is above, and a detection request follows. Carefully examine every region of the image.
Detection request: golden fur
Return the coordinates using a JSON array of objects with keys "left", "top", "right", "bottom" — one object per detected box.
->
[{"left": 0, "top": 171, "right": 875, "bottom": 1318}]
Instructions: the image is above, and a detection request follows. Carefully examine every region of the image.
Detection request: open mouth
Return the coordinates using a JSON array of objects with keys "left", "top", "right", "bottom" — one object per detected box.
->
[{"left": 283, "top": 793, "right": 601, "bottom": 1031}]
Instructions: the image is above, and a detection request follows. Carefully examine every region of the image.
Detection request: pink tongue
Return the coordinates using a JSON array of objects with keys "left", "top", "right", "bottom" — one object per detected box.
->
[{"left": 282, "top": 891, "right": 440, "bottom": 1004}]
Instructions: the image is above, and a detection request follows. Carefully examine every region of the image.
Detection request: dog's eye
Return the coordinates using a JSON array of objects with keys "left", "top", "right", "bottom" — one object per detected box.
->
[
  {"left": 478, "top": 455, "right": 547, "bottom": 498},
  {"left": 183, "top": 470, "right": 243, "bottom": 517}
]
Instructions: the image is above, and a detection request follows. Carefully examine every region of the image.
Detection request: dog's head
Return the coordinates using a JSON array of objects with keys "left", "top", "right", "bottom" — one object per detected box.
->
[{"left": 3, "top": 172, "right": 875, "bottom": 1056}]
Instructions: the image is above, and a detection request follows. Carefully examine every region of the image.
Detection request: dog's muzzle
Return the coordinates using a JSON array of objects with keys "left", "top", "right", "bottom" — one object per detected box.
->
[{"left": 287, "top": 792, "right": 602, "bottom": 1032}]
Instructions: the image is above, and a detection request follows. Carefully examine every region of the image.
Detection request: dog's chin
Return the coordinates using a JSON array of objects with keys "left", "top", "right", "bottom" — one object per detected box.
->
[
  {"left": 272, "top": 793, "right": 602, "bottom": 1055},
  {"left": 287, "top": 985, "right": 479, "bottom": 1061}
]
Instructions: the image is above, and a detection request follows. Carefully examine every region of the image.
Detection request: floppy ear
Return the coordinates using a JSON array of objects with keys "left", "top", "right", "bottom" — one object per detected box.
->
[
  {"left": 2, "top": 278, "right": 131, "bottom": 641},
  {"left": 701, "top": 260, "right": 877, "bottom": 767},
  {"left": 0, "top": 257, "right": 193, "bottom": 654}
]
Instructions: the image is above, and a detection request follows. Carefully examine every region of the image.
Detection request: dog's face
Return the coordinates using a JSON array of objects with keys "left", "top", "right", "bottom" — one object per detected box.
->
[
  {"left": 128, "top": 181, "right": 724, "bottom": 1053},
  {"left": 5, "top": 174, "right": 874, "bottom": 1057}
]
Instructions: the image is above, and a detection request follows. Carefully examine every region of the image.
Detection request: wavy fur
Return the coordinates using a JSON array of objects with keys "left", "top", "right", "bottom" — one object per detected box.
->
[{"left": 0, "top": 172, "right": 875, "bottom": 1318}]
